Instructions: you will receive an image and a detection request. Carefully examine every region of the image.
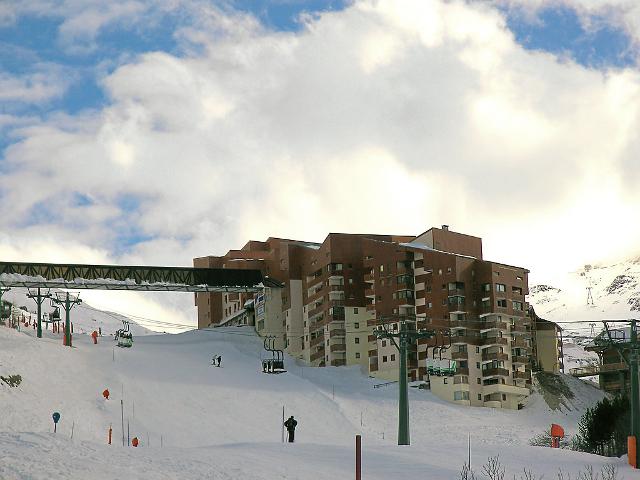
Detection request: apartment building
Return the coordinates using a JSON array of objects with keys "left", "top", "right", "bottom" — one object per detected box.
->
[{"left": 195, "top": 226, "right": 545, "bottom": 409}]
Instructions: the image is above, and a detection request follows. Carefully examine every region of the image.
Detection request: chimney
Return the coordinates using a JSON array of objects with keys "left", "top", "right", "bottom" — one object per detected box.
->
[{"left": 442, "top": 225, "right": 449, "bottom": 231}]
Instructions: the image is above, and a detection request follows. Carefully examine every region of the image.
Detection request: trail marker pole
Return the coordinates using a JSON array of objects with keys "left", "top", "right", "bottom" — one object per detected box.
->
[
  {"left": 281, "top": 406, "right": 285, "bottom": 443},
  {"left": 355, "top": 434, "right": 362, "bottom": 480},
  {"left": 121, "top": 400, "right": 125, "bottom": 446},
  {"left": 71, "top": 421, "right": 75, "bottom": 440},
  {"left": 52, "top": 412, "right": 60, "bottom": 433}
]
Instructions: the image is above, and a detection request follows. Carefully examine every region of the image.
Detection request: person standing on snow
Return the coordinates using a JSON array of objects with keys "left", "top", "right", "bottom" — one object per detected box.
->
[
  {"left": 284, "top": 416, "right": 298, "bottom": 443},
  {"left": 211, "top": 355, "right": 217, "bottom": 366},
  {"left": 217, "top": 355, "right": 222, "bottom": 367}
]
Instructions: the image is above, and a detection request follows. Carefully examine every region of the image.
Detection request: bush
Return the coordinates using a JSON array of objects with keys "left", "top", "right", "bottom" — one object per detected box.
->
[
  {"left": 573, "top": 395, "right": 629, "bottom": 457},
  {"left": 1, "top": 374, "right": 22, "bottom": 387}
]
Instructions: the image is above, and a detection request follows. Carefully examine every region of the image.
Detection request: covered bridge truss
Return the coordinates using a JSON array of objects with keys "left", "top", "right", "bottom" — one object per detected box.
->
[{"left": 0, "top": 261, "right": 280, "bottom": 293}]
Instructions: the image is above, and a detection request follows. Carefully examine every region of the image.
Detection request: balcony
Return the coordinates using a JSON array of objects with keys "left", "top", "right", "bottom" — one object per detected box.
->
[
  {"left": 365, "top": 288, "right": 375, "bottom": 298},
  {"left": 307, "top": 303, "right": 324, "bottom": 319},
  {"left": 480, "top": 337, "right": 507, "bottom": 347},
  {"left": 569, "top": 362, "right": 627, "bottom": 378},
  {"left": 310, "top": 335, "right": 324, "bottom": 347},
  {"left": 480, "top": 320, "right": 508, "bottom": 332},
  {"left": 482, "top": 352, "right": 508, "bottom": 362},
  {"left": 330, "top": 343, "right": 346, "bottom": 352},
  {"left": 447, "top": 296, "right": 466, "bottom": 312},
  {"left": 510, "top": 324, "right": 528, "bottom": 333},
  {"left": 331, "top": 359, "right": 346, "bottom": 367},
  {"left": 482, "top": 368, "right": 510, "bottom": 378},
  {"left": 512, "top": 355, "right": 529, "bottom": 365},
  {"left": 513, "top": 370, "right": 531, "bottom": 380},
  {"left": 482, "top": 383, "right": 530, "bottom": 396},
  {"left": 310, "top": 349, "right": 325, "bottom": 362},
  {"left": 364, "top": 272, "right": 375, "bottom": 283},
  {"left": 456, "top": 367, "right": 470, "bottom": 376},
  {"left": 451, "top": 335, "right": 480, "bottom": 345},
  {"left": 452, "top": 351, "right": 469, "bottom": 360},
  {"left": 330, "top": 329, "right": 346, "bottom": 338},
  {"left": 511, "top": 338, "right": 529, "bottom": 348}
]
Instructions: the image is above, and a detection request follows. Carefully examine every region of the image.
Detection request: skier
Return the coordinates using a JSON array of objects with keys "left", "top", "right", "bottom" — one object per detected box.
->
[
  {"left": 217, "top": 355, "right": 222, "bottom": 367},
  {"left": 211, "top": 355, "right": 217, "bottom": 366},
  {"left": 284, "top": 415, "right": 297, "bottom": 443}
]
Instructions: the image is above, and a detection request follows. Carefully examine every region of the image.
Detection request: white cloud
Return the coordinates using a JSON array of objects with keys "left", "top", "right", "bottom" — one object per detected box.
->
[
  {"left": 0, "top": 67, "right": 71, "bottom": 104},
  {"left": 2, "top": 0, "right": 640, "bottom": 323}
]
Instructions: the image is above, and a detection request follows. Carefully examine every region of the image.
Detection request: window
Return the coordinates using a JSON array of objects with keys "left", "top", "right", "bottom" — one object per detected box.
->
[
  {"left": 497, "top": 299, "right": 507, "bottom": 308},
  {"left": 428, "top": 302, "right": 433, "bottom": 308},
  {"left": 476, "top": 347, "right": 480, "bottom": 353},
  {"left": 380, "top": 265, "right": 384, "bottom": 273},
  {"left": 482, "top": 283, "right": 491, "bottom": 292},
  {"left": 502, "top": 394, "right": 506, "bottom": 401},
  {"left": 443, "top": 377, "right": 448, "bottom": 384},
  {"left": 382, "top": 340, "right": 387, "bottom": 347},
  {"left": 355, "top": 352, "right": 360, "bottom": 359},
  {"left": 476, "top": 362, "right": 480, "bottom": 369},
  {"left": 512, "top": 286, "right": 522, "bottom": 295},
  {"left": 447, "top": 267, "right": 452, "bottom": 273},
  {"left": 512, "top": 301, "right": 523, "bottom": 311},
  {"left": 438, "top": 269, "right": 443, "bottom": 275},
  {"left": 496, "top": 284, "right": 506, "bottom": 292},
  {"left": 478, "top": 394, "right": 482, "bottom": 401},
  {"left": 391, "top": 354, "right": 396, "bottom": 361},
  {"left": 349, "top": 278, "right": 353, "bottom": 284},
  {"left": 426, "top": 285, "right": 432, "bottom": 293},
  {"left": 354, "top": 322, "right": 359, "bottom": 328},
  {"left": 355, "top": 337, "right": 360, "bottom": 344},
  {"left": 477, "top": 378, "right": 481, "bottom": 384},
  {"left": 454, "top": 391, "right": 469, "bottom": 401},
  {"left": 354, "top": 308, "right": 358, "bottom": 314},
  {"left": 383, "top": 356, "right": 388, "bottom": 362}
]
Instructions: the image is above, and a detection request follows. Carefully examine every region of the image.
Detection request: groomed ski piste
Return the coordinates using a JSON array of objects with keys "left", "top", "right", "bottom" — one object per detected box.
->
[{"left": 0, "top": 321, "right": 630, "bottom": 479}]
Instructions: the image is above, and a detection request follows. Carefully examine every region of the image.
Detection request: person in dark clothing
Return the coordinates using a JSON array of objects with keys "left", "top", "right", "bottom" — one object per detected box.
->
[
  {"left": 284, "top": 416, "right": 297, "bottom": 443},
  {"left": 217, "top": 355, "right": 222, "bottom": 367}
]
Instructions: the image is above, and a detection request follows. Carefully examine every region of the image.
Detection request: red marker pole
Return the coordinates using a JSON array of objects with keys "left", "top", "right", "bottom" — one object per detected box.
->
[{"left": 355, "top": 434, "right": 361, "bottom": 480}]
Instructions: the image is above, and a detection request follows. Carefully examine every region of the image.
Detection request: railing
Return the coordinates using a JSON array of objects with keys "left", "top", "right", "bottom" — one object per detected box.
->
[
  {"left": 482, "top": 368, "right": 510, "bottom": 377},
  {"left": 511, "top": 339, "right": 529, "bottom": 348},
  {"left": 452, "top": 351, "right": 469, "bottom": 360},
  {"left": 330, "top": 329, "right": 346, "bottom": 338},
  {"left": 480, "top": 337, "right": 507, "bottom": 346},
  {"left": 511, "top": 355, "right": 529, "bottom": 364},
  {"left": 330, "top": 343, "right": 346, "bottom": 352},
  {"left": 481, "top": 321, "right": 508, "bottom": 331},
  {"left": 307, "top": 303, "right": 324, "bottom": 319},
  {"left": 310, "top": 335, "right": 324, "bottom": 347},
  {"left": 456, "top": 367, "right": 470, "bottom": 376},
  {"left": 373, "top": 380, "right": 398, "bottom": 389},
  {"left": 569, "top": 362, "right": 627, "bottom": 377},
  {"left": 482, "top": 352, "right": 508, "bottom": 362}
]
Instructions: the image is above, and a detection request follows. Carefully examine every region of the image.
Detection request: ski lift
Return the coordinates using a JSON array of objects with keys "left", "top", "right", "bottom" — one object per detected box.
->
[
  {"left": 261, "top": 336, "right": 286, "bottom": 374},
  {"left": 115, "top": 320, "right": 133, "bottom": 348}
]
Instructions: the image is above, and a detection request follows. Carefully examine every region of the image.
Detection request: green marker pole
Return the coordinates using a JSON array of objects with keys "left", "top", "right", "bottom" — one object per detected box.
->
[{"left": 398, "top": 324, "right": 410, "bottom": 445}]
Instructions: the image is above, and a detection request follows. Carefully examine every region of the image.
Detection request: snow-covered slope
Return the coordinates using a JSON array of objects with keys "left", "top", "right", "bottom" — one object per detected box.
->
[
  {"left": 1, "top": 287, "right": 151, "bottom": 336},
  {"left": 0, "top": 324, "right": 626, "bottom": 479}
]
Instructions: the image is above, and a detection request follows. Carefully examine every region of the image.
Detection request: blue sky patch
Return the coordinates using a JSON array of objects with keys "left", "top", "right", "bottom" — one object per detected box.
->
[{"left": 504, "top": 5, "right": 637, "bottom": 69}]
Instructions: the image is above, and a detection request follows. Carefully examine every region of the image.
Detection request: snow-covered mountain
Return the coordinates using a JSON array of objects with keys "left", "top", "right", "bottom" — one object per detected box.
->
[{"left": 529, "top": 257, "right": 640, "bottom": 335}]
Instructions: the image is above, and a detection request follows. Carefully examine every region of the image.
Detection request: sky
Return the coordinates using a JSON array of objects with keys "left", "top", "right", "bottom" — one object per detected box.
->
[{"left": 1, "top": 0, "right": 640, "bottom": 326}]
